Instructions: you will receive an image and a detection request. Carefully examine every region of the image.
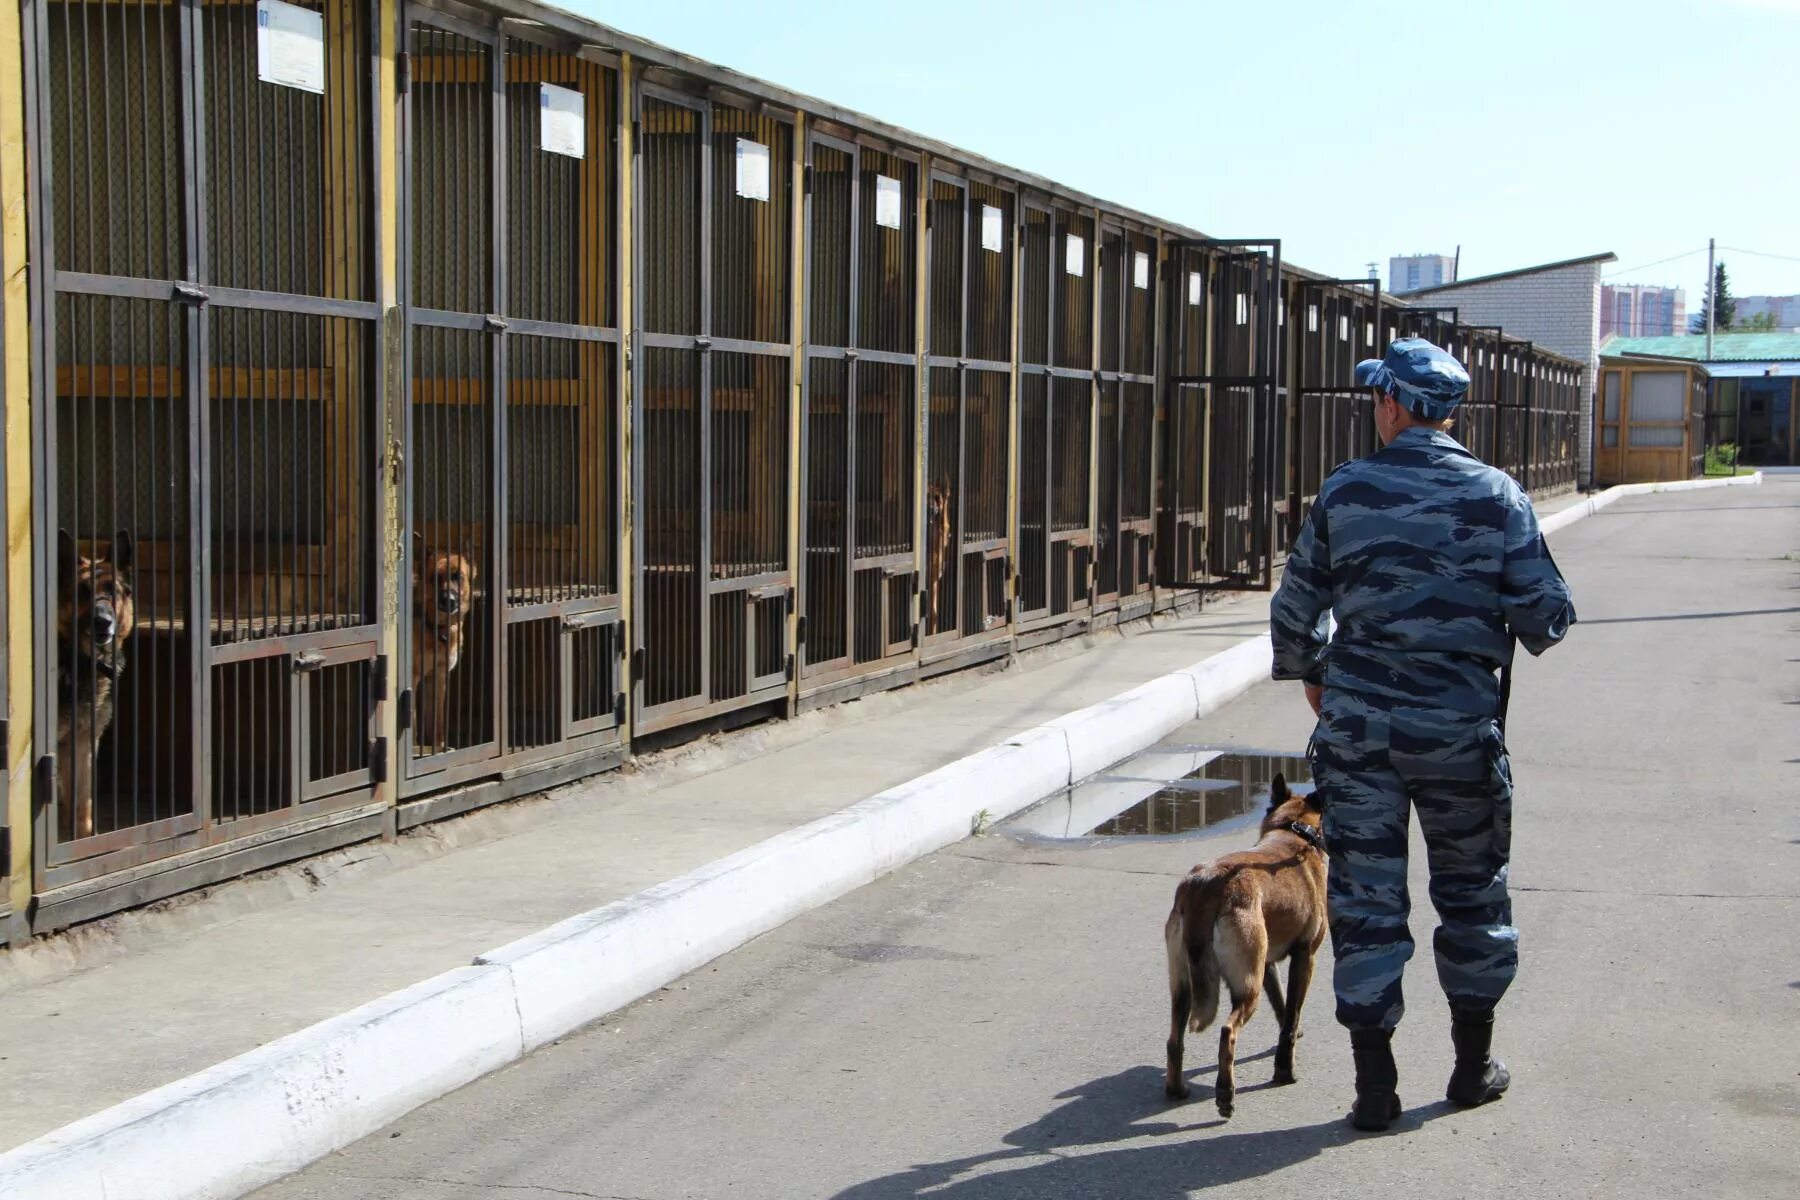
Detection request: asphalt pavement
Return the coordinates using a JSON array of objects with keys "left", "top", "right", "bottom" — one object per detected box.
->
[{"left": 251, "top": 479, "right": 1800, "bottom": 1200}]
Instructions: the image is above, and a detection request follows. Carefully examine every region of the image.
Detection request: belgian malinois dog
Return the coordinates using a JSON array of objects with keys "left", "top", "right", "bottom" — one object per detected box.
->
[
  {"left": 412, "top": 533, "right": 476, "bottom": 754},
  {"left": 925, "top": 481, "right": 953, "bottom": 634},
  {"left": 1163, "top": 773, "right": 1327, "bottom": 1118},
  {"left": 56, "top": 529, "right": 137, "bottom": 841}
]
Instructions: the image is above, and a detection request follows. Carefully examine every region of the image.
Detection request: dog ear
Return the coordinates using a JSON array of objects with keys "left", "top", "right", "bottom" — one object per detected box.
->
[
  {"left": 412, "top": 532, "right": 425, "bottom": 583},
  {"left": 111, "top": 529, "right": 135, "bottom": 576},
  {"left": 1270, "top": 772, "right": 1289, "bottom": 806},
  {"left": 59, "top": 527, "right": 80, "bottom": 570},
  {"left": 1303, "top": 787, "right": 1325, "bottom": 813}
]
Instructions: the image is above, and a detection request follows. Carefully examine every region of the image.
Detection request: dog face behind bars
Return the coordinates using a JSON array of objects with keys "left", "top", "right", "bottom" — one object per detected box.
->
[
  {"left": 56, "top": 529, "right": 137, "bottom": 840},
  {"left": 412, "top": 533, "right": 477, "bottom": 753}
]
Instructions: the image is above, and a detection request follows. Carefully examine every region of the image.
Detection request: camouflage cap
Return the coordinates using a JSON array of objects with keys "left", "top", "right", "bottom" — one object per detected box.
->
[{"left": 1352, "top": 337, "right": 1470, "bottom": 420}]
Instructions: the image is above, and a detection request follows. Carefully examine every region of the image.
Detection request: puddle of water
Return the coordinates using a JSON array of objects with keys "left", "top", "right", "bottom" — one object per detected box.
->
[{"left": 1008, "top": 748, "right": 1312, "bottom": 840}]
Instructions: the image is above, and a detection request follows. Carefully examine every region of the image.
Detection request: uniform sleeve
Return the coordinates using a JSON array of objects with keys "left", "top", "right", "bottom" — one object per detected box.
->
[
  {"left": 1501, "top": 492, "right": 1576, "bottom": 656},
  {"left": 1270, "top": 495, "right": 1333, "bottom": 683}
]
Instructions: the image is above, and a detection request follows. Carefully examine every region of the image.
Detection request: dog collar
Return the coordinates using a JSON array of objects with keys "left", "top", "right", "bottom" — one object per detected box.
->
[{"left": 1286, "top": 821, "right": 1327, "bottom": 855}]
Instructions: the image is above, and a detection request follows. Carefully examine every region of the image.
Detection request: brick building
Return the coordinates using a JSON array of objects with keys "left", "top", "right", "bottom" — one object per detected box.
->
[{"left": 1405, "top": 252, "right": 1617, "bottom": 485}]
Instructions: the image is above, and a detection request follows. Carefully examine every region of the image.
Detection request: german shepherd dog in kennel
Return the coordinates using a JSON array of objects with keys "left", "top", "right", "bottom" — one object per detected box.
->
[
  {"left": 56, "top": 529, "right": 137, "bottom": 841},
  {"left": 1163, "top": 773, "right": 1327, "bottom": 1118},
  {"left": 412, "top": 533, "right": 477, "bottom": 754}
]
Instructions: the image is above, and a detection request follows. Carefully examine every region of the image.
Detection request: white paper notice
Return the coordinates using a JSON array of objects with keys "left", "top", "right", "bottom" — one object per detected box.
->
[
  {"left": 1187, "top": 271, "right": 1202, "bottom": 307},
  {"left": 735, "top": 138, "right": 771, "bottom": 201},
  {"left": 1338, "top": 315, "right": 1350, "bottom": 341},
  {"left": 1065, "top": 234, "right": 1084, "bottom": 277},
  {"left": 980, "top": 204, "right": 1003, "bottom": 253},
  {"left": 256, "top": 0, "right": 325, "bottom": 95},
  {"left": 1132, "top": 251, "right": 1150, "bottom": 290},
  {"left": 538, "top": 84, "right": 585, "bottom": 159},
  {"left": 1236, "top": 294, "right": 1249, "bottom": 325},
  {"left": 875, "top": 175, "right": 902, "bottom": 229}
]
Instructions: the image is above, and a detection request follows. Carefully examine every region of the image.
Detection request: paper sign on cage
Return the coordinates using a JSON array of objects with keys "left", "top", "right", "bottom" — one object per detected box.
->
[
  {"left": 256, "top": 0, "right": 325, "bottom": 95},
  {"left": 735, "top": 138, "right": 771, "bottom": 201},
  {"left": 1065, "top": 234, "right": 1085, "bottom": 277},
  {"left": 981, "top": 205, "right": 1004, "bottom": 253},
  {"left": 1133, "top": 251, "right": 1150, "bottom": 290},
  {"left": 1187, "top": 271, "right": 1203, "bottom": 307},
  {"left": 539, "top": 83, "right": 585, "bottom": 159},
  {"left": 875, "top": 175, "right": 903, "bottom": 229}
]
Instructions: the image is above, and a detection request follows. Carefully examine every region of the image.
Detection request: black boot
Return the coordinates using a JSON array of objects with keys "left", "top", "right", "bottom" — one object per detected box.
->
[
  {"left": 1446, "top": 1006, "right": 1511, "bottom": 1107},
  {"left": 1349, "top": 1028, "right": 1401, "bottom": 1131}
]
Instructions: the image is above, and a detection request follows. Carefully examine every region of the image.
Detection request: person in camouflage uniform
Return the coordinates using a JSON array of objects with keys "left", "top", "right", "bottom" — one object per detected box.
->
[{"left": 1270, "top": 337, "right": 1576, "bottom": 1131}]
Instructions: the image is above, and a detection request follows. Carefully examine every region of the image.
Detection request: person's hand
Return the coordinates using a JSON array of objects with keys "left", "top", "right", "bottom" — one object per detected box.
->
[{"left": 1304, "top": 683, "right": 1323, "bottom": 716}]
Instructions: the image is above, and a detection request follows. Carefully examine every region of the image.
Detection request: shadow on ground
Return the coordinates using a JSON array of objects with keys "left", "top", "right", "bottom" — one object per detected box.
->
[{"left": 830, "top": 1063, "right": 1453, "bottom": 1199}]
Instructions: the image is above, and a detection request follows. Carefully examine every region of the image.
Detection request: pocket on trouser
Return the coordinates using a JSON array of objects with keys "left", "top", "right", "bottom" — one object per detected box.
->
[{"left": 1481, "top": 721, "right": 1514, "bottom": 862}]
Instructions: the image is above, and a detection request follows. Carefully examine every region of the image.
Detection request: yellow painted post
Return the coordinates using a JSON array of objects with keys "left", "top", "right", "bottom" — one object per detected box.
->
[
  {"left": 613, "top": 53, "right": 634, "bottom": 737},
  {"left": 376, "top": 0, "right": 403, "bottom": 834},
  {"left": 1004, "top": 200, "right": 1022, "bottom": 644},
  {"left": 1, "top": 0, "right": 32, "bottom": 923},
  {"left": 911, "top": 154, "right": 929, "bottom": 656},
  {"left": 784, "top": 110, "right": 804, "bottom": 711}
]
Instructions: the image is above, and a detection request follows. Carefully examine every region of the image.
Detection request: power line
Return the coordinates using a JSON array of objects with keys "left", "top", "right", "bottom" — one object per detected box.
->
[
  {"left": 1601, "top": 247, "right": 1708, "bottom": 279},
  {"left": 1720, "top": 245, "right": 1800, "bottom": 265}
]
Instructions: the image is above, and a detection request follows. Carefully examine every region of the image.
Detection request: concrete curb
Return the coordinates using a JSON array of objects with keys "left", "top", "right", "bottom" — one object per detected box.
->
[
  {"left": 0, "top": 475, "right": 1752, "bottom": 1199},
  {"left": 1538, "top": 471, "right": 1763, "bottom": 537},
  {"left": 0, "top": 636, "right": 1272, "bottom": 1200}
]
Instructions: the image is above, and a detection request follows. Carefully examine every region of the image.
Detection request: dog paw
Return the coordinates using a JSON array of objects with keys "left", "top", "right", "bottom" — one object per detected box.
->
[
  {"left": 1272, "top": 1068, "right": 1297, "bottom": 1086},
  {"left": 1215, "top": 1098, "right": 1234, "bottom": 1120},
  {"left": 1164, "top": 1082, "right": 1190, "bottom": 1102}
]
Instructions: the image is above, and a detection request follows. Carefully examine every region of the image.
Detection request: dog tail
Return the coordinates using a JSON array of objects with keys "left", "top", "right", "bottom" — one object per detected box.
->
[{"left": 1168, "top": 870, "right": 1226, "bottom": 1034}]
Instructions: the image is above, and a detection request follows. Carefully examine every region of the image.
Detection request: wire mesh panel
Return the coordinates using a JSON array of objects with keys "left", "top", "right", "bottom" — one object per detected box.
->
[
  {"left": 799, "top": 134, "right": 918, "bottom": 690},
  {"left": 405, "top": 19, "right": 623, "bottom": 789},
  {"left": 1095, "top": 226, "right": 1156, "bottom": 611},
  {"left": 1017, "top": 202, "right": 1094, "bottom": 627},
  {"left": 634, "top": 88, "right": 791, "bottom": 730},
  {"left": 31, "top": 0, "right": 381, "bottom": 886},
  {"left": 921, "top": 174, "right": 1012, "bottom": 653}
]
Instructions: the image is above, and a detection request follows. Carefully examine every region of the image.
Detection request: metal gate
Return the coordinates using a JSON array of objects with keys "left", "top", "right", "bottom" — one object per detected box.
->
[
  {"left": 633, "top": 85, "right": 793, "bottom": 734},
  {"left": 799, "top": 134, "right": 919, "bottom": 699},
  {"left": 1016, "top": 201, "right": 1095, "bottom": 631},
  {"left": 1458, "top": 327, "right": 1503, "bottom": 469},
  {"left": 26, "top": 0, "right": 382, "bottom": 893},
  {"left": 1163, "top": 239, "right": 1281, "bottom": 590},
  {"left": 921, "top": 172, "right": 1012, "bottom": 666},
  {"left": 1291, "top": 280, "right": 1379, "bottom": 530},
  {"left": 1094, "top": 223, "right": 1156, "bottom": 618},
  {"left": 401, "top": 13, "right": 623, "bottom": 797}
]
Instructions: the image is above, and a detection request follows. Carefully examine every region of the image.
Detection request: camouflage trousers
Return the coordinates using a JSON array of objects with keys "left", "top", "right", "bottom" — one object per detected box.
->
[{"left": 1309, "top": 691, "right": 1516, "bottom": 1032}]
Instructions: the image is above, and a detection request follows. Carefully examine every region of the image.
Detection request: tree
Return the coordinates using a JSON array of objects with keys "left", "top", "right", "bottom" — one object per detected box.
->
[
  {"left": 1689, "top": 262, "right": 1738, "bottom": 333},
  {"left": 1735, "top": 311, "right": 1779, "bottom": 333}
]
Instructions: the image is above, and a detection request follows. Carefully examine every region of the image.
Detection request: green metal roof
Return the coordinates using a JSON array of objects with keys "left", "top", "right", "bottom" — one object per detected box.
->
[{"left": 1602, "top": 333, "right": 1800, "bottom": 362}]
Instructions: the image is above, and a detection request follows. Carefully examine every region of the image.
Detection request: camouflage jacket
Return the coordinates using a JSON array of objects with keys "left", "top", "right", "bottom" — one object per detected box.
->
[{"left": 1270, "top": 427, "right": 1576, "bottom": 717}]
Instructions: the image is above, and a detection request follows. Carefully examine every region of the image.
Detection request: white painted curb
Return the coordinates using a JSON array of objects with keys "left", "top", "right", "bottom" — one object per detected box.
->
[
  {"left": 1538, "top": 471, "right": 1762, "bottom": 537},
  {"left": 4, "top": 473, "right": 1758, "bottom": 1199},
  {"left": 0, "top": 633, "right": 1272, "bottom": 1200}
]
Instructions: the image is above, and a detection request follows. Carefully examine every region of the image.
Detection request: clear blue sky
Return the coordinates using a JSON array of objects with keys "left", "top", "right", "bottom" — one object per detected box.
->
[{"left": 566, "top": 0, "right": 1798, "bottom": 303}]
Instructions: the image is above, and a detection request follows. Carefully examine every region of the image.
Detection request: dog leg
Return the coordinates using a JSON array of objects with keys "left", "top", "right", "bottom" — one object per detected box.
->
[
  {"left": 1214, "top": 920, "right": 1265, "bottom": 1119},
  {"left": 1273, "top": 950, "right": 1315, "bottom": 1085},
  {"left": 1263, "top": 962, "right": 1288, "bottom": 1031}
]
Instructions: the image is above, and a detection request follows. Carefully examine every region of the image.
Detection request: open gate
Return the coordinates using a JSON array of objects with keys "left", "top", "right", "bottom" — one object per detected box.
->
[
  {"left": 798, "top": 134, "right": 919, "bottom": 704},
  {"left": 1016, "top": 201, "right": 1095, "bottom": 635},
  {"left": 401, "top": 14, "right": 624, "bottom": 802},
  {"left": 1162, "top": 239, "right": 1281, "bottom": 591},
  {"left": 1094, "top": 223, "right": 1157, "bottom": 619},
  {"left": 631, "top": 85, "right": 794, "bottom": 735},
  {"left": 921, "top": 171, "right": 1012, "bottom": 670},
  {"left": 26, "top": 0, "right": 383, "bottom": 905}
]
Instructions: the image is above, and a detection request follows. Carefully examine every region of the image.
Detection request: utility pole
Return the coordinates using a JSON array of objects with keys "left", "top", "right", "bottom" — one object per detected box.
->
[
  {"left": 1452, "top": 245, "right": 1461, "bottom": 283},
  {"left": 1705, "top": 237, "right": 1715, "bottom": 360}
]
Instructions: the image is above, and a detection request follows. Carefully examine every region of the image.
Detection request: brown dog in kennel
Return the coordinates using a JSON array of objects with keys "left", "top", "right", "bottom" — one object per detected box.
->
[
  {"left": 925, "top": 480, "right": 952, "bottom": 633},
  {"left": 412, "top": 533, "right": 477, "bottom": 754},
  {"left": 56, "top": 529, "right": 137, "bottom": 841}
]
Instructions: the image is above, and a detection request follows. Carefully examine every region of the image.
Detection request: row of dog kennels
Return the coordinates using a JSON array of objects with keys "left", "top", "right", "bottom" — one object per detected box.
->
[{"left": 0, "top": 0, "right": 1585, "bottom": 940}]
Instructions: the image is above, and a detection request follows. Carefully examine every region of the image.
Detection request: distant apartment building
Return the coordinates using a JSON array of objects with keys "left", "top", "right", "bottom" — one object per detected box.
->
[
  {"left": 1390, "top": 253, "right": 1457, "bottom": 295},
  {"left": 1601, "top": 284, "right": 1686, "bottom": 338},
  {"left": 1736, "top": 294, "right": 1800, "bottom": 330}
]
